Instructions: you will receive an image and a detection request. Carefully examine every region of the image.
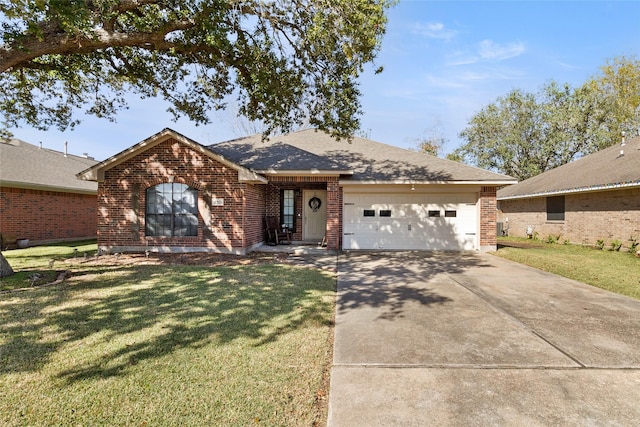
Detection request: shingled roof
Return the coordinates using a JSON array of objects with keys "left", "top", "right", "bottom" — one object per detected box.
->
[
  {"left": 498, "top": 134, "right": 640, "bottom": 200},
  {"left": 211, "top": 129, "right": 515, "bottom": 184},
  {"left": 0, "top": 138, "right": 98, "bottom": 194}
]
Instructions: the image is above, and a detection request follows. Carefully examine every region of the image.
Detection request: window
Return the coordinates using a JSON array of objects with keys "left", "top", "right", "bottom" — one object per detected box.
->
[
  {"left": 546, "top": 196, "right": 565, "bottom": 221},
  {"left": 428, "top": 210, "right": 441, "bottom": 217},
  {"left": 379, "top": 210, "right": 392, "bottom": 217},
  {"left": 363, "top": 209, "right": 376, "bottom": 217},
  {"left": 281, "top": 189, "right": 295, "bottom": 229},
  {"left": 146, "top": 183, "right": 198, "bottom": 237},
  {"left": 445, "top": 210, "right": 457, "bottom": 218}
]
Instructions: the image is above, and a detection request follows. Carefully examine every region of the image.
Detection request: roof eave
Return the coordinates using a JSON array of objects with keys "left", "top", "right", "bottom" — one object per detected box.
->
[
  {"left": 238, "top": 169, "right": 268, "bottom": 184},
  {"left": 257, "top": 169, "right": 353, "bottom": 176},
  {"left": 498, "top": 181, "right": 640, "bottom": 200},
  {"left": 0, "top": 180, "right": 97, "bottom": 195},
  {"left": 340, "top": 179, "right": 518, "bottom": 185}
]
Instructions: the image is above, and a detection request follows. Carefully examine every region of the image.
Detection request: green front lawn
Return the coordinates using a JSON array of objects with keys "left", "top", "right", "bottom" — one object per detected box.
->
[
  {"left": 0, "top": 244, "right": 335, "bottom": 426},
  {"left": 495, "top": 237, "right": 640, "bottom": 300},
  {"left": 1, "top": 240, "right": 98, "bottom": 291}
]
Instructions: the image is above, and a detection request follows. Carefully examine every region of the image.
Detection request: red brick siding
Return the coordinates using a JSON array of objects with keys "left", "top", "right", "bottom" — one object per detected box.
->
[
  {"left": 242, "top": 184, "right": 266, "bottom": 248},
  {"left": 0, "top": 186, "right": 97, "bottom": 243},
  {"left": 499, "top": 187, "right": 640, "bottom": 248},
  {"left": 326, "top": 179, "right": 341, "bottom": 250},
  {"left": 98, "top": 139, "right": 265, "bottom": 252},
  {"left": 480, "top": 186, "right": 497, "bottom": 249}
]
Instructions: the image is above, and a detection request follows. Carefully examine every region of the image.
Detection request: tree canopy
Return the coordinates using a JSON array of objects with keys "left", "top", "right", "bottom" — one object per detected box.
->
[
  {"left": 0, "top": 0, "right": 394, "bottom": 139},
  {"left": 452, "top": 56, "right": 640, "bottom": 180}
]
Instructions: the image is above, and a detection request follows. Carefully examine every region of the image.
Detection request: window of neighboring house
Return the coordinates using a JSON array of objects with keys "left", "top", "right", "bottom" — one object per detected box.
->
[
  {"left": 363, "top": 209, "right": 376, "bottom": 217},
  {"left": 546, "top": 195, "right": 565, "bottom": 221},
  {"left": 428, "top": 210, "right": 441, "bottom": 217},
  {"left": 281, "top": 189, "right": 295, "bottom": 229},
  {"left": 379, "top": 210, "right": 392, "bottom": 217},
  {"left": 146, "top": 183, "right": 198, "bottom": 237},
  {"left": 445, "top": 210, "right": 457, "bottom": 218}
]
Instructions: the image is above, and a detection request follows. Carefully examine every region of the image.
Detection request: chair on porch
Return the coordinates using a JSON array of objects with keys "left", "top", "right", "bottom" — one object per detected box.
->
[{"left": 265, "top": 216, "right": 292, "bottom": 245}]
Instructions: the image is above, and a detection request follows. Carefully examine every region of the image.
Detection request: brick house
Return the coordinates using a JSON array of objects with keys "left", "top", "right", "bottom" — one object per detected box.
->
[
  {"left": 0, "top": 138, "right": 98, "bottom": 246},
  {"left": 497, "top": 134, "right": 640, "bottom": 249},
  {"left": 78, "top": 128, "right": 515, "bottom": 254}
]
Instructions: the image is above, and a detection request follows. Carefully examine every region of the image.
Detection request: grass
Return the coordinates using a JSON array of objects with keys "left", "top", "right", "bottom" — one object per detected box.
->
[
  {"left": 495, "top": 237, "right": 640, "bottom": 300},
  {"left": 0, "top": 243, "right": 336, "bottom": 426},
  {"left": 1, "top": 240, "right": 97, "bottom": 291}
]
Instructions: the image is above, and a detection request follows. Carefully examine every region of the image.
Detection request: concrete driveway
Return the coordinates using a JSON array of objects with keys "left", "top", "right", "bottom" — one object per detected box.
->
[{"left": 327, "top": 252, "right": 640, "bottom": 426}]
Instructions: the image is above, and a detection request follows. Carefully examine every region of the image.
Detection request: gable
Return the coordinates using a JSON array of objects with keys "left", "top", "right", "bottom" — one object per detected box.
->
[{"left": 77, "top": 128, "right": 267, "bottom": 184}]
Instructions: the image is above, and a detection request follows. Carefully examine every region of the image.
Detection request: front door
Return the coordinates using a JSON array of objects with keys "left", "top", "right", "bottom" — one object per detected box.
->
[{"left": 303, "top": 190, "right": 327, "bottom": 241}]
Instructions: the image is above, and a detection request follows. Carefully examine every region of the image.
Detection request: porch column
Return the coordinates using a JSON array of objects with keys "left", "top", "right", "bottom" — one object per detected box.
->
[
  {"left": 326, "top": 178, "right": 341, "bottom": 250},
  {"left": 480, "top": 186, "right": 497, "bottom": 252}
]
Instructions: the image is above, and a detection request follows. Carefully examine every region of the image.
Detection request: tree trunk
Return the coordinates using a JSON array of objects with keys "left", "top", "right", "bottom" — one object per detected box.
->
[{"left": 0, "top": 252, "right": 15, "bottom": 278}]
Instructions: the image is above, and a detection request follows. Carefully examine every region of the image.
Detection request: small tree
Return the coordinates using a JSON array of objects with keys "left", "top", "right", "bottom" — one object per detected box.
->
[{"left": 409, "top": 119, "right": 448, "bottom": 157}]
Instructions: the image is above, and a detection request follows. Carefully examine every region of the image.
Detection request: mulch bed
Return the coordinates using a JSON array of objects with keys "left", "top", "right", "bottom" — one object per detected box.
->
[
  {"left": 62, "top": 251, "right": 292, "bottom": 268},
  {"left": 497, "top": 240, "right": 545, "bottom": 249}
]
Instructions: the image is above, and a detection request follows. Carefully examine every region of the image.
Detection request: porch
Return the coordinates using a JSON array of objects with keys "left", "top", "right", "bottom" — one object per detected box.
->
[
  {"left": 254, "top": 242, "right": 338, "bottom": 256},
  {"left": 263, "top": 177, "right": 341, "bottom": 250}
]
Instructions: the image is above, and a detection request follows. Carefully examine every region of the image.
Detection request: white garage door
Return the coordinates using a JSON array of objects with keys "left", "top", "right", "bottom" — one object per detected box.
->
[{"left": 343, "top": 193, "right": 478, "bottom": 250}]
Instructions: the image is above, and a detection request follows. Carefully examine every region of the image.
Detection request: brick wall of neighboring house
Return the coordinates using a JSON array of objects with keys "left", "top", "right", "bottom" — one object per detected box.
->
[
  {"left": 479, "top": 186, "right": 497, "bottom": 250},
  {"left": 0, "top": 186, "right": 97, "bottom": 243},
  {"left": 498, "top": 187, "right": 640, "bottom": 249},
  {"left": 264, "top": 176, "right": 341, "bottom": 250},
  {"left": 98, "top": 138, "right": 265, "bottom": 253}
]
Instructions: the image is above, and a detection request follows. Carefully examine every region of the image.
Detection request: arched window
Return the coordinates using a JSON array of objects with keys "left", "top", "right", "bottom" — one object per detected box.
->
[{"left": 145, "top": 183, "right": 198, "bottom": 237}]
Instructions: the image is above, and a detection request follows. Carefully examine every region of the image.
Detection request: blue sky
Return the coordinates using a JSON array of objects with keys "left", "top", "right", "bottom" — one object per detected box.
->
[{"left": 8, "top": 0, "right": 640, "bottom": 161}]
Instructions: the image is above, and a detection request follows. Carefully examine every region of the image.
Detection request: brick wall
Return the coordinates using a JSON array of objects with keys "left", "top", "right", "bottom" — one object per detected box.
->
[
  {"left": 499, "top": 187, "right": 640, "bottom": 249},
  {"left": 326, "top": 179, "right": 341, "bottom": 250},
  {"left": 98, "top": 138, "right": 265, "bottom": 253},
  {"left": 479, "top": 186, "right": 497, "bottom": 251},
  {"left": 0, "top": 186, "right": 97, "bottom": 243}
]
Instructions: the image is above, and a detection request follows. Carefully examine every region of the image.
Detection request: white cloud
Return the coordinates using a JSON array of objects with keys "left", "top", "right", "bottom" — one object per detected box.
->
[
  {"left": 478, "top": 39, "right": 525, "bottom": 61},
  {"left": 411, "top": 22, "right": 457, "bottom": 40},
  {"left": 446, "top": 39, "right": 526, "bottom": 66}
]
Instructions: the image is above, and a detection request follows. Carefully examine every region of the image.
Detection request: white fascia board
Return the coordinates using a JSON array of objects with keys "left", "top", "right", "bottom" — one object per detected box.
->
[
  {"left": 258, "top": 169, "right": 352, "bottom": 176},
  {"left": 238, "top": 169, "right": 268, "bottom": 184},
  {"left": 340, "top": 179, "right": 518, "bottom": 186}
]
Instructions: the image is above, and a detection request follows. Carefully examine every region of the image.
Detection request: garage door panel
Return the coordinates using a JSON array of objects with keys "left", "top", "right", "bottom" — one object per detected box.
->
[{"left": 343, "top": 193, "right": 478, "bottom": 250}]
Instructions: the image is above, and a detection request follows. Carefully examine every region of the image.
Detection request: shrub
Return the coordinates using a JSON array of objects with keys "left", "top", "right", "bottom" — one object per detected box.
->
[
  {"left": 595, "top": 239, "right": 605, "bottom": 250},
  {"left": 610, "top": 239, "right": 623, "bottom": 252},
  {"left": 545, "top": 234, "right": 562, "bottom": 244}
]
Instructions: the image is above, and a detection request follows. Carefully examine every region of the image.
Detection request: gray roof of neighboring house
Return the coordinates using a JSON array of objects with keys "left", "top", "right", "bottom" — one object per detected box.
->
[
  {"left": 211, "top": 129, "right": 516, "bottom": 183},
  {"left": 498, "top": 134, "right": 640, "bottom": 200},
  {"left": 1, "top": 138, "right": 98, "bottom": 194}
]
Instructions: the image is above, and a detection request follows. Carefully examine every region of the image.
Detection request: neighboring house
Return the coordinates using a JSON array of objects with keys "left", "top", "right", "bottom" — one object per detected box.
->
[
  {"left": 0, "top": 138, "right": 98, "bottom": 246},
  {"left": 497, "top": 133, "right": 640, "bottom": 248},
  {"left": 78, "top": 128, "right": 516, "bottom": 254}
]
